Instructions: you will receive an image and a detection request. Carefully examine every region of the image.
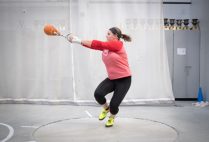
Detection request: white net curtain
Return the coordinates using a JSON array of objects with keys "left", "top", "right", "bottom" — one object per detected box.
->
[{"left": 0, "top": 0, "right": 174, "bottom": 104}]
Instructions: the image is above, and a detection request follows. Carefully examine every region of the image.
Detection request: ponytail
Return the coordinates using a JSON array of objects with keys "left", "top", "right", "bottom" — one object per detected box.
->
[
  {"left": 121, "top": 34, "right": 132, "bottom": 42},
  {"left": 109, "top": 27, "right": 132, "bottom": 42}
]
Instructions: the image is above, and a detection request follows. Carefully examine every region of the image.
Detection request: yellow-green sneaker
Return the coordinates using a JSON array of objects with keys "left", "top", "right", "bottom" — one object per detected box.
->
[
  {"left": 99, "top": 108, "right": 109, "bottom": 120},
  {"left": 105, "top": 117, "right": 114, "bottom": 127}
]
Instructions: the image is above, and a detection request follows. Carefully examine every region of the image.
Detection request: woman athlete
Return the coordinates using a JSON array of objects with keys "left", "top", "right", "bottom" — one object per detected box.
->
[{"left": 68, "top": 27, "right": 132, "bottom": 127}]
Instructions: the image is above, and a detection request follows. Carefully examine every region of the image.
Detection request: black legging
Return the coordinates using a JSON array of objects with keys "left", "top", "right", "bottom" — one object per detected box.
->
[{"left": 94, "top": 76, "right": 131, "bottom": 115}]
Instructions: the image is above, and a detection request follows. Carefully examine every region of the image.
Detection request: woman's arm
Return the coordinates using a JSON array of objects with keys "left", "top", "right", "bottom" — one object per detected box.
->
[
  {"left": 81, "top": 40, "right": 92, "bottom": 48},
  {"left": 82, "top": 40, "right": 122, "bottom": 51},
  {"left": 68, "top": 35, "right": 122, "bottom": 51}
]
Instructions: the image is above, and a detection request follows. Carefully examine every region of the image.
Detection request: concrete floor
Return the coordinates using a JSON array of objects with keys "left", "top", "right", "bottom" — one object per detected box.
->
[{"left": 0, "top": 101, "right": 209, "bottom": 142}]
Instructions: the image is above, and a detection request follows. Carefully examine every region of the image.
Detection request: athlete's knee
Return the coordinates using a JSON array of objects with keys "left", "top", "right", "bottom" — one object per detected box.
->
[
  {"left": 109, "top": 102, "right": 119, "bottom": 115},
  {"left": 94, "top": 90, "right": 106, "bottom": 104},
  {"left": 94, "top": 89, "right": 102, "bottom": 99}
]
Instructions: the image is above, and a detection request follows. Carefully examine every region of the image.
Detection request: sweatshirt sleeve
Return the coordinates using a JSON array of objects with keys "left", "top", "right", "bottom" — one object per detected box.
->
[{"left": 82, "top": 40, "right": 123, "bottom": 51}]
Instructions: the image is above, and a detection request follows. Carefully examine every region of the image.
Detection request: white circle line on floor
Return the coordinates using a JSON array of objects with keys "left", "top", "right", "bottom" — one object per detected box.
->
[
  {"left": 132, "top": 117, "right": 180, "bottom": 141},
  {"left": 0, "top": 123, "right": 14, "bottom": 142},
  {"left": 32, "top": 117, "right": 180, "bottom": 142}
]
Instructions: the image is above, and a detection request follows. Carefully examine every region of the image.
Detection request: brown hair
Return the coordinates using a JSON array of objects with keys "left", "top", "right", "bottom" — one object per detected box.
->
[{"left": 109, "top": 27, "right": 131, "bottom": 42}]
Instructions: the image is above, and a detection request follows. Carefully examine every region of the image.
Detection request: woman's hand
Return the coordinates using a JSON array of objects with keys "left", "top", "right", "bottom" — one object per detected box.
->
[{"left": 67, "top": 34, "right": 82, "bottom": 44}]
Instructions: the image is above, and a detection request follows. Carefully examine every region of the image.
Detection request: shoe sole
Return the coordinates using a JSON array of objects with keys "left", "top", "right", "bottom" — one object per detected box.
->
[
  {"left": 105, "top": 124, "right": 113, "bottom": 127},
  {"left": 99, "top": 117, "right": 106, "bottom": 121}
]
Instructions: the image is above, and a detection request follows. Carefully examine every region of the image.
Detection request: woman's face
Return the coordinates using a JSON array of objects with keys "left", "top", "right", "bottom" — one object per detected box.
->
[{"left": 106, "top": 30, "right": 118, "bottom": 41}]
